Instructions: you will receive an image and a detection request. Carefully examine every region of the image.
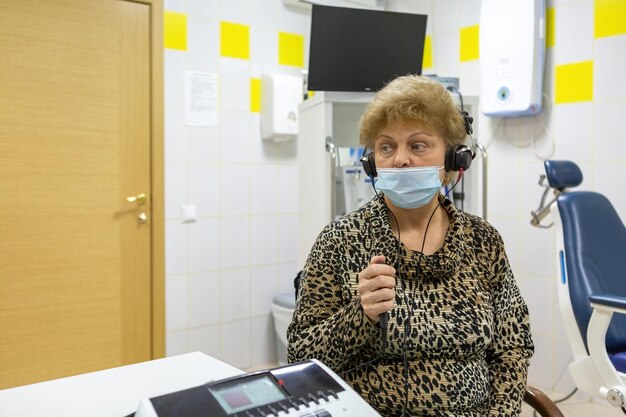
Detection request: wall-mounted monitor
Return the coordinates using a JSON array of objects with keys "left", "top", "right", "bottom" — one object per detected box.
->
[{"left": 307, "top": 5, "right": 427, "bottom": 92}]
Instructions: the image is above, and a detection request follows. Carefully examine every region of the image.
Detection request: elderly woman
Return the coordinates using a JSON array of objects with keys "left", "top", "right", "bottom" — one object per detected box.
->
[{"left": 287, "top": 75, "right": 534, "bottom": 416}]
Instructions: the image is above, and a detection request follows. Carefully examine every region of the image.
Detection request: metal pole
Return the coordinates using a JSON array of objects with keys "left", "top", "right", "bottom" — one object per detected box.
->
[{"left": 475, "top": 143, "right": 488, "bottom": 220}]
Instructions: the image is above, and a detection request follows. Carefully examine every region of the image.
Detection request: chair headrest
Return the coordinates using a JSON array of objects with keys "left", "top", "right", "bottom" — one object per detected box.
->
[{"left": 544, "top": 160, "right": 583, "bottom": 190}]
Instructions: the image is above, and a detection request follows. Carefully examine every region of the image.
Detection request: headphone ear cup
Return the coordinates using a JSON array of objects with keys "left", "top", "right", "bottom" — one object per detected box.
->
[
  {"left": 360, "top": 151, "right": 377, "bottom": 179},
  {"left": 444, "top": 146, "right": 456, "bottom": 172},
  {"left": 455, "top": 147, "right": 473, "bottom": 171},
  {"left": 445, "top": 145, "right": 474, "bottom": 171}
]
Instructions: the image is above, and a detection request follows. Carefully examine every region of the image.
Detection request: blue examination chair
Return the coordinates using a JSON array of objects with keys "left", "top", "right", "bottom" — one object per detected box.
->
[{"left": 531, "top": 160, "right": 626, "bottom": 412}]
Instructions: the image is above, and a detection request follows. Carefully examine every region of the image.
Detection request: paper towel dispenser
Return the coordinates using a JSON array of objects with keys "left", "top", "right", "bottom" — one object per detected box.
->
[{"left": 260, "top": 74, "right": 303, "bottom": 142}]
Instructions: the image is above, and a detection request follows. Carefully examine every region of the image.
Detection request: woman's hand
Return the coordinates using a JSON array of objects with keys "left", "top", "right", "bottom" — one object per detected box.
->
[{"left": 357, "top": 255, "right": 396, "bottom": 324}]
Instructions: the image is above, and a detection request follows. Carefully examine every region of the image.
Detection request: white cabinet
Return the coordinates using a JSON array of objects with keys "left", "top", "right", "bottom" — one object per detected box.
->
[{"left": 297, "top": 91, "right": 375, "bottom": 265}]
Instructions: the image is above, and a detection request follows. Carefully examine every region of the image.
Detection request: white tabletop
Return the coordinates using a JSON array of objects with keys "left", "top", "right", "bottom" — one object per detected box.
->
[{"left": 0, "top": 352, "right": 244, "bottom": 417}]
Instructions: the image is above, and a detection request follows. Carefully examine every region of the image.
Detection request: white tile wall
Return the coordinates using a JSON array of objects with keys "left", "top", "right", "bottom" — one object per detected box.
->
[
  {"left": 220, "top": 267, "right": 251, "bottom": 321},
  {"left": 594, "top": 35, "right": 626, "bottom": 99},
  {"left": 250, "top": 315, "right": 278, "bottom": 366},
  {"left": 219, "top": 0, "right": 252, "bottom": 24},
  {"left": 594, "top": 100, "right": 626, "bottom": 160},
  {"left": 250, "top": 166, "right": 279, "bottom": 214},
  {"left": 250, "top": 265, "right": 279, "bottom": 316},
  {"left": 219, "top": 165, "right": 250, "bottom": 215},
  {"left": 165, "top": 106, "right": 187, "bottom": 163},
  {"left": 220, "top": 216, "right": 250, "bottom": 268},
  {"left": 165, "top": 330, "right": 188, "bottom": 356},
  {"left": 277, "top": 164, "right": 298, "bottom": 212},
  {"left": 187, "top": 0, "right": 219, "bottom": 18},
  {"left": 221, "top": 319, "right": 252, "bottom": 369},
  {"left": 220, "top": 112, "right": 251, "bottom": 163},
  {"left": 188, "top": 324, "right": 222, "bottom": 358},
  {"left": 553, "top": 103, "right": 594, "bottom": 162},
  {"left": 186, "top": 15, "right": 220, "bottom": 72},
  {"left": 187, "top": 126, "right": 219, "bottom": 163},
  {"left": 553, "top": 0, "right": 594, "bottom": 65},
  {"left": 188, "top": 217, "right": 220, "bottom": 272},
  {"left": 250, "top": 215, "right": 279, "bottom": 265},
  {"left": 165, "top": 221, "right": 188, "bottom": 275},
  {"left": 188, "top": 272, "right": 221, "bottom": 327},
  {"left": 165, "top": 163, "right": 188, "bottom": 218},
  {"left": 188, "top": 163, "right": 220, "bottom": 217},
  {"left": 166, "top": 275, "right": 189, "bottom": 331}
]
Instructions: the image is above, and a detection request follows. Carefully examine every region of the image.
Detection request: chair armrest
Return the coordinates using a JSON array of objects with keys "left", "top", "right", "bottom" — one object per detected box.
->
[
  {"left": 587, "top": 293, "right": 626, "bottom": 402},
  {"left": 589, "top": 294, "right": 626, "bottom": 314},
  {"left": 523, "top": 385, "right": 565, "bottom": 417}
]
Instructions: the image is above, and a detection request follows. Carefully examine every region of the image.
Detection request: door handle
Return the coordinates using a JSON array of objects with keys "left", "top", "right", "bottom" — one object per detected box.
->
[{"left": 126, "top": 193, "right": 147, "bottom": 206}]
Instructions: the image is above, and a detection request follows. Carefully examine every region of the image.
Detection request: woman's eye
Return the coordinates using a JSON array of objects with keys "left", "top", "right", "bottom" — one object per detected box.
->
[
  {"left": 412, "top": 143, "right": 426, "bottom": 152},
  {"left": 380, "top": 144, "right": 393, "bottom": 154}
]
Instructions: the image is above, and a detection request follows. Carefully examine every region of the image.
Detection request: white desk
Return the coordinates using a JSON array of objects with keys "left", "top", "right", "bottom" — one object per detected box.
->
[{"left": 0, "top": 352, "right": 243, "bottom": 417}]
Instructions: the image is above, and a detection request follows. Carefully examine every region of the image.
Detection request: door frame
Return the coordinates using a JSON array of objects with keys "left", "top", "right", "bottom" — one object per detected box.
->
[{"left": 138, "top": 0, "right": 164, "bottom": 358}]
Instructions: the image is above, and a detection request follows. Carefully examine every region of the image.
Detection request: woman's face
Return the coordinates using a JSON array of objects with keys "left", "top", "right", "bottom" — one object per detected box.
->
[{"left": 374, "top": 119, "right": 447, "bottom": 170}]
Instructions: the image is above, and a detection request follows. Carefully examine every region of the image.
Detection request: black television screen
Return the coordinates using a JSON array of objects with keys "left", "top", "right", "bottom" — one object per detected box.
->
[{"left": 308, "top": 5, "right": 427, "bottom": 92}]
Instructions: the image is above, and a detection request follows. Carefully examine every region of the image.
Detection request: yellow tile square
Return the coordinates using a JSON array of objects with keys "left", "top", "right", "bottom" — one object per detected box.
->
[
  {"left": 594, "top": 0, "right": 626, "bottom": 38},
  {"left": 278, "top": 32, "right": 304, "bottom": 68},
  {"left": 250, "top": 78, "right": 261, "bottom": 113},
  {"left": 460, "top": 25, "right": 480, "bottom": 62},
  {"left": 555, "top": 61, "right": 594, "bottom": 104},
  {"left": 546, "top": 7, "right": 555, "bottom": 48},
  {"left": 220, "top": 21, "right": 250, "bottom": 59},
  {"left": 164, "top": 11, "right": 187, "bottom": 51},
  {"left": 422, "top": 35, "right": 433, "bottom": 69}
]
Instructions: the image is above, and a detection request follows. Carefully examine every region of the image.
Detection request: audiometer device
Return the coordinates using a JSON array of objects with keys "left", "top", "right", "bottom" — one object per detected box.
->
[{"left": 134, "top": 359, "right": 381, "bottom": 417}]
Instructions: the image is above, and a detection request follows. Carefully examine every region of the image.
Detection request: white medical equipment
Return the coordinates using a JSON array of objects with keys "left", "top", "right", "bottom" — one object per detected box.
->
[
  {"left": 134, "top": 359, "right": 381, "bottom": 417},
  {"left": 531, "top": 160, "right": 626, "bottom": 413},
  {"left": 480, "top": 0, "right": 545, "bottom": 116}
]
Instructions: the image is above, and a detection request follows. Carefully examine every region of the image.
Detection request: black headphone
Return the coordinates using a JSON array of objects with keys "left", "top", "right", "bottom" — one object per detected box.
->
[{"left": 360, "top": 109, "right": 475, "bottom": 179}]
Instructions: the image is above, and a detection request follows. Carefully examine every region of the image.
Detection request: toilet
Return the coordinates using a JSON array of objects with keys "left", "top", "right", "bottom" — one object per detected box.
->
[{"left": 271, "top": 290, "right": 296, "bottom": 365}]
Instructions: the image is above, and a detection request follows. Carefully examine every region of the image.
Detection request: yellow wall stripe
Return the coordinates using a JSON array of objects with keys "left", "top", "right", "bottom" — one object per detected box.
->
[
  {"left": 555, "top": 61, "right": 593, "bottom": 104},
  {"left": 546, "top": 7, "right": 555, "bottom": 48},
  {"left": 164, "top": 11, "right": 187, "bottom": 51},
  {"left": 594, "top": 0, "right": 626, "bottom": 38},
  {"left": 250, "top": 78, "right": 261, "bottom": 113},
  {"left": 422, "top": 35, "right": 433, "bottom": 69},
  {"left": 460, "top": 25, "right": 480, "bottom": 62},
  {"left": 220, "top": 21, "right": 250, "bottom": 59},
  {"left": 278, "top": 32, "right": 304, "bottom": 67}
]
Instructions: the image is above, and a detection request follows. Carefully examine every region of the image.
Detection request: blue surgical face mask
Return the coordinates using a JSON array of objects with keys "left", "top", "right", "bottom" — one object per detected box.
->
[{"left": 375, "top": 166, "right": 444, "bottom": 209}]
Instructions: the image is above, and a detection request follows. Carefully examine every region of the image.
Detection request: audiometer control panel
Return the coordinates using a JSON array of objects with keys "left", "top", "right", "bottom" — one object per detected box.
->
[{"left": 134, "top": 359, "right": 380, "bottom": 417}]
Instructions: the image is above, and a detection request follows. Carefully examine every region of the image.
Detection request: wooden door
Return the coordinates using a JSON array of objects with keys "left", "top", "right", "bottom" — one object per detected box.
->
[{"left": 0, "top": 0, "right": 164, "bottom": 388}]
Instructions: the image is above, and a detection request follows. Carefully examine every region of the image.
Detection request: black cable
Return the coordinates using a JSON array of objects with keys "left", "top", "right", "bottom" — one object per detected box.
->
[
  {"left": 398, "top": 178, "right": 462, "bottom": 417},
  {"left": 460, "top": 173, "right": 465, "bottom": 210}
]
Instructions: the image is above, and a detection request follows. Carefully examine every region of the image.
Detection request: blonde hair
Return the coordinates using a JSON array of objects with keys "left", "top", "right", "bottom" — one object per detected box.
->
[{"left": 358, "top": 75, "right": 468, "bottom": 150}]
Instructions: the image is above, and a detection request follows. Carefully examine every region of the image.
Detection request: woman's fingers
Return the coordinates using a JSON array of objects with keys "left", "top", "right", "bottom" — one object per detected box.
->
[{"left": 357, "top": 256, "right": 396, "bottom": 323}]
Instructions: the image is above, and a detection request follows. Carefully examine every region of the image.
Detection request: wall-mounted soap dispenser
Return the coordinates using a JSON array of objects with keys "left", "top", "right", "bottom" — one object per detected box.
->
[{"left": 260, "top": 73, "right": 303, "bottom": 142}]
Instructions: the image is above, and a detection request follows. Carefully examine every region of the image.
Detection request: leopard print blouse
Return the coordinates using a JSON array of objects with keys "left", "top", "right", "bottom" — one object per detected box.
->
[{"left": 287, "top": 194, "right": 534, "bottom": 416}]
